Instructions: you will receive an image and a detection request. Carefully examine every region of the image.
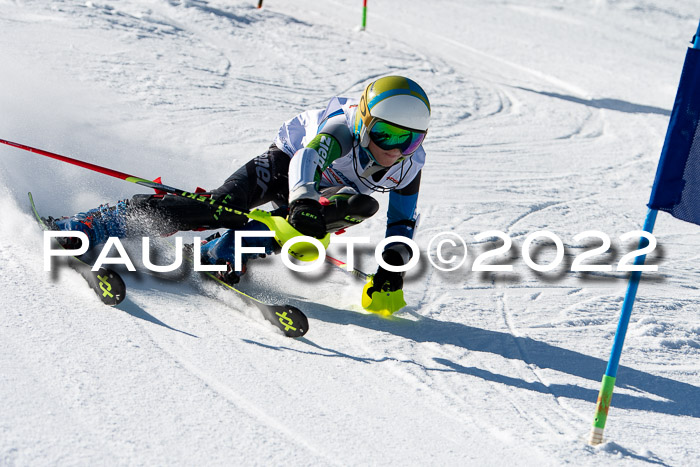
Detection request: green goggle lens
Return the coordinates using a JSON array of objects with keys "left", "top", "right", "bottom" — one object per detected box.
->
[{"left": 368, "top": 120, "right": 426, "bottom": 156}]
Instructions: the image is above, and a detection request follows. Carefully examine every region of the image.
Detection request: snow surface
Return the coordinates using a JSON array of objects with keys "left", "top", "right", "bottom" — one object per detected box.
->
[{"left": 1, "top": 0, "right": 700, "bottom": 465}]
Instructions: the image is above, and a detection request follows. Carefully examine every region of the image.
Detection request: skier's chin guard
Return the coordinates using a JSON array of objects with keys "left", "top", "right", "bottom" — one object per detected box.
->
[{"left": 247, "top": 209, "right": 330, "bottom": 262}]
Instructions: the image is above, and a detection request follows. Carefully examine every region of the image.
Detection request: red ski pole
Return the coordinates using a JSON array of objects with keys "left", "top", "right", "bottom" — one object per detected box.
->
[
  {"left": 1, "top": 137, "right": 338, "bottom": 261},
  {"left": 0, "top": 137, "right": 246, "bottom": 215}
]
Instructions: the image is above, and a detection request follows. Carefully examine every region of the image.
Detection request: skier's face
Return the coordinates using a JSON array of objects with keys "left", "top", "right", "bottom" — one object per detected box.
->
[{"left": 368, "top": 140, "right": 403, "bottom": 167}]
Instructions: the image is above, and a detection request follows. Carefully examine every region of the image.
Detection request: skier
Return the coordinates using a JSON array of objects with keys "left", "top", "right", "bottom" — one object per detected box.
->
[{"left": 47, "top": 75, "right": 430, "bottom": 313}]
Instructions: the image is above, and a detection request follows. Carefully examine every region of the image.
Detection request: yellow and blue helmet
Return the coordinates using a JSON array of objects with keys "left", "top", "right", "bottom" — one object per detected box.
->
[{"left": 355, "top": 76, "right": 431, "bottom": 157}]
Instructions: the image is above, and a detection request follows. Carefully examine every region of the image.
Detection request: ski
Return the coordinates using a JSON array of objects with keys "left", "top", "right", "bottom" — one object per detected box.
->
[
  {"left": 28, "top": 192, "right": 126, "bottom": 306},
  {"left": 181, "top": 241, "right": 308, "bottom": 338},
  {"left": 200, "top": 269, "right": 308, "bottom": 338}
]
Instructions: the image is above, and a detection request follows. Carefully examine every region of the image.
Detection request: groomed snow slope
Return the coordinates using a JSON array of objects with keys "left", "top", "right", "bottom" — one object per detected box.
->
[{"left": 1, "top": 0, "right": 699, "bottom": 465}]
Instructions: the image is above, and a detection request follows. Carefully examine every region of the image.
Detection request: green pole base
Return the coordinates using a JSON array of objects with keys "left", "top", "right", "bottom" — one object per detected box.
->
[{"left": 589, "top": 374, "right": 616, "bottom": 445}]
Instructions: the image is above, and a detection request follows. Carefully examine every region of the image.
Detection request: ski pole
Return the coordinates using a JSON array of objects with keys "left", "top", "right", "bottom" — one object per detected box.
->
[
  {"left": 1, "top": 139, "right": 386, "bottom": 303},
  {"left": 325, "top": 254, "right": 370, "bottom": 280},
  {"left": 0, "top": 137, "right": 249, "bottom": 217},
  {"left": 0, "top": 137, "right": 330, "bottom": 258}
]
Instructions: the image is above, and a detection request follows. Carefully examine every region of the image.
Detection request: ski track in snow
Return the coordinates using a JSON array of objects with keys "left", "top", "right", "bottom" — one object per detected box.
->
[
  {"left": 127, "top": 299, "right": 335, "bottom": 464},
  {"left": 1, "top": 0, "right": 700, "bottom": 465}
]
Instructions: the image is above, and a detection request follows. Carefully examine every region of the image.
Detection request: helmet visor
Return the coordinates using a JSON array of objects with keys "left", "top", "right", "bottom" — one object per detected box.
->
[{"left": 368, "top": 120, "right": 426, "bottom": 156}]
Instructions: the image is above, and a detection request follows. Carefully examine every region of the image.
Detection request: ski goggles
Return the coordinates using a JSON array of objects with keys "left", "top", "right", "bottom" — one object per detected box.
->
[{"left": 368, "top": 120, "right": 426, "bottom": 156}]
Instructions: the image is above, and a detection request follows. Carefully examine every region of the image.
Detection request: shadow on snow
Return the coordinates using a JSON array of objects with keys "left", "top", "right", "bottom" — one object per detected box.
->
[
  {"left": 516, "top": 86, "right": 672, "bottom": 116},
  {"left": 280, "top": 302, "right": 699, "bottom": 419}
]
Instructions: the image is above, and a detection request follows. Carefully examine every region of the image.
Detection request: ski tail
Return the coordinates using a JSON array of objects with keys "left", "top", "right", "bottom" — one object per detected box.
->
[
  {"left": 28, "top": 192, "right": 126, "bottom": 306},
  {"left": 204, "top": 271, "right": 309, "bottom": 337},
  {"left": 182, "top": 240, "right": 308, "bottom": 337}
]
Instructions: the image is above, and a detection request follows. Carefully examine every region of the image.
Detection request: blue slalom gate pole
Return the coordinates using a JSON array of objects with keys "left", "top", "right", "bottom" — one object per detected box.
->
[
  {"left": 589, "top": 19, "right": 700, "bottom": 445},
  {"left": 588, "top": 209, "right": 657, "bottom": 444},
  {"left": 605, "top": 209, "right": 658, "bottom": 376}
]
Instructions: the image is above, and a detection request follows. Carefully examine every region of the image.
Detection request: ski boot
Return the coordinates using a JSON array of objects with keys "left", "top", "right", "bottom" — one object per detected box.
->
[
  {"left": 45, "top": 201, "right": 129, "bottom": 250},
  {"left": 199, "top": 220, "right": 280, "bottom": 285}
]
